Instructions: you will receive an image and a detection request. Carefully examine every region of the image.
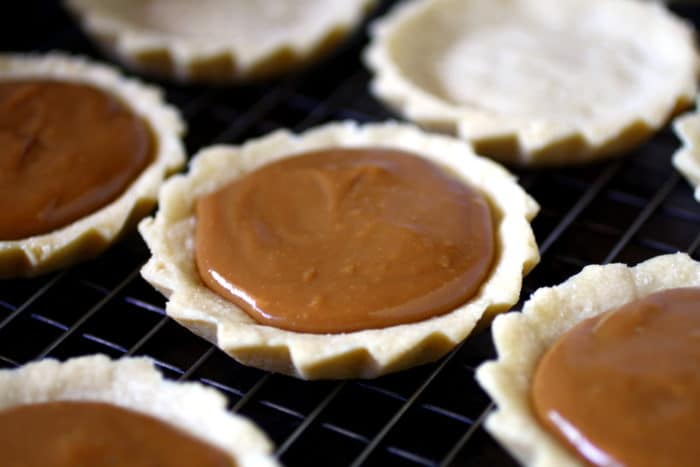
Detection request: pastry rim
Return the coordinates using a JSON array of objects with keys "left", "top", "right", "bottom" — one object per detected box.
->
[
  {"left": 138, "top": 121, "right": 540, "bottom": 379},
  {"left": 673, "top": 101, "right": 700, "bottom": 202},
  {"left": 64, "top": 0, "right": 378, "bottom": 82},
  {"left": 0, "top": 52, "right": 186, "bottom": 278},
  {"left": 475, "top": 252, "right": 700, "bottom": 467},
  {"left": 364, "top": 0, "right": 699, "bottom": 166},
  {"left": 0, "top": 354, "right": 278, "bottom": 467}
]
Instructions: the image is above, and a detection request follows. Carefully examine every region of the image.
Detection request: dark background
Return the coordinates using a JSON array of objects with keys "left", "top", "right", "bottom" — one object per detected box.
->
[{"left": 1, "top": 1, "right": 700, "bottom": 465}]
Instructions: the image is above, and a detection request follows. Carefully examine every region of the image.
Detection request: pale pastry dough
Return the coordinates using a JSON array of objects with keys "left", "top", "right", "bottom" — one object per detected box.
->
[
  {"left": 139, "top": 121, "right": 540, "bottom": 380},
  {"left": 65, "top": 0, "right": 377, "bottom": 82},
  {"left": 674, "top": 102, "right": 700, "bottom": 202},
  {"left": 365, "top": 0, "right": 699, "bottom": 166},
  {"left": 0, "top": 355, "right": 278, "bottom": 467},
  {"left": 0, "top": 53, "right": 185, "bottom": 278},
  {"left": 476, "top": 253, "right": 700, "bottom": 467}
]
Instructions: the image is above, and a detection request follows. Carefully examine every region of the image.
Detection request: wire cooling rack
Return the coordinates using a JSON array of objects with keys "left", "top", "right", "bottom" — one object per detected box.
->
[{"left": 2, "top": 1, "right": 700, "bottom": 466}]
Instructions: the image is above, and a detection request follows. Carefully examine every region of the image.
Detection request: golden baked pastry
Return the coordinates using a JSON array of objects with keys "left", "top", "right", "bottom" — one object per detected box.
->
[
  {"left": 139, "top": 121, "right": 539, "bottom": 379},
  {"left": 674, "top": 102, "right": 700, "bottom": 202},
  {"left": 0, "top": 53, "right": 185, "bottom": 277},
  {"left": 476, "top": 253, "right": 700, "bottom": 466},
  {"left": 365, "top": 0, "right": 699, "bottom": 166},
  {"left": 65, "top": 0, "right": 377, "bottom": 82},
  {"left": 0, "top": 355, "right": 278, "bottom": 467}
]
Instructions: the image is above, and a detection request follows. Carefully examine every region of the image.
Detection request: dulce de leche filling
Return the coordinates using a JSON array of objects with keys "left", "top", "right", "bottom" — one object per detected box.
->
[
  {"left": 195, "top": 148, "right": 494, "bottom": 334},
  {"left": 0, "top": 400, "right": 234, "bottom": 467},
  {"left": 532, "top": 287, "right": 700, "bottom": 467},
  {"left": 0, "top": 80, "right": 154, "bottom": 241}
]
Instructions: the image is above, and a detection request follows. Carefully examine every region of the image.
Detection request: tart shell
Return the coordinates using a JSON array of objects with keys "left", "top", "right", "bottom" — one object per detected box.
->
[
  {"left": 65, "top": 0, "right": 377, "bottom": 83},
  {"left": 475, "top": 253, "right": 700, "bottom": 467},
  {"left": 365, "top": 0, "right": 699, "bottom": 166},
  {"left": 139, "top": 121, "right": 539, "bottom": 379},
  {"left": 0, "top": 355, "right": 278, "bottom": 467},
  {"left": 673, "top": 101, "right": 700, "bottom": 202},
  {"left": 0, "top": 53, "right": 186, "bottom": 278}
]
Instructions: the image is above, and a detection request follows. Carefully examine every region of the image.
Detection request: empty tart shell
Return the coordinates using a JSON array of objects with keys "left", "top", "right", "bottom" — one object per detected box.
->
[
  {"left": 476, "top": 253, "right": 700, "bottom": 466},
  {"left": 0, "top": 355, "right": 278, "bottom": 467},
  {"left": 65, "top": 0, "right": 377, "bottom": 83},
  {"left": 0, "top": 53, "right": 185, "bottom": 278},
  {"left": 674, "top": 100, "right": 700, "bottom": 202},
  {"left": 365, "top": 0, "right": 699, "bottom": 166},
  {"left": 138, "top": 121, "right": 540, "bottom": 380}
]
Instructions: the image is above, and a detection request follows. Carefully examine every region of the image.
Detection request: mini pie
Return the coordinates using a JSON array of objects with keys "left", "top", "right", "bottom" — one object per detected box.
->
[
  {"left": 138, "top": 121, "right": 540, "bottom": 379},
  {"left": 673, "top": 101, "right": 700, "bottom": 202},
  {"left": 0, "top": 53, "right": 185, "bottom": 278},
  {"left": 365, "top": 0, "right": 699, "bottom": 166},
  {"left": 0, "top": 354, "right": 278, "bottom": 467},
  {"left": 476, "top": 252, "right": 700, "bottom": 466},
  {"left": 64, "top": 0, "right": 377, "bottom": 83}
]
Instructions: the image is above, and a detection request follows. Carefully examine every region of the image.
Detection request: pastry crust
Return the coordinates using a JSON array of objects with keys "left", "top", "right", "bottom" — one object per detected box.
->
[
  {"left": 365, "top": 0, "right": 699, "bottom": 166},
  {"left": 475, "top": 253, "right": 700, "bottom": 467},
  {"left": 64, "top": 0, "right": 377, "bottom": 83},
  {"left": 0, "top": 53, "right": 185, "bottom": 278},
  {"left": 0, "top": 355, "right": 278, "bottom": 467},
  {"left": 139, "top": 121, "right": 539, "bottom": 379},
  {"left": 673, "top": 102, "right": 700, "bottom": 202}
]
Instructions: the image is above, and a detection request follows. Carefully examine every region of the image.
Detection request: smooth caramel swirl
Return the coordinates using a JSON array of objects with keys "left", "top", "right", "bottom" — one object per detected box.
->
[
  {"left": 195, "top": 148, "right": 494, "bottom": 334},
  {"left": 0, "top": 401, "right": 234, "bottom": 467},
  {"left": 532, "top": 287, "right": 700, "bottom": 467},
  {"left": 0, "top": 80, "right": 153, "bottom": 240}
]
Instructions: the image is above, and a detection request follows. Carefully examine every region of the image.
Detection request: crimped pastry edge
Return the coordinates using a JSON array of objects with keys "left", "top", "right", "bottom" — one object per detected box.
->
[
  {"left": 475, "top": 253, "right": 700, "bottom": 466},
  {"left": 139, "top": 121, "right": 539, "bottom": 379},
  {"left": 0, "top": 355, "right": 278, "bottom": 467},
  {"left": 64, "top": 0, "right": 377, "bottom": 83},
  {"left": 673, "top": 101, "right": 700, "bottom": 202},
  {"left": 364, "top": 0, "right": 699, "bottom": 166},
  {"left": 0, "top": 52, "right": 186, "bottom": 277}
]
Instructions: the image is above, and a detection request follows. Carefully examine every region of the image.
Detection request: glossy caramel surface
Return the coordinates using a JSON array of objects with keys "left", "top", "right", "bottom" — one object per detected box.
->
[
  {"left": 195, "top": 148, "right": 494, "bottom": 334},
  {"left": 0, "top": 80, "right": 153, "bottom": 240},
  {"left": 0, "top": 401, "right": 234, "bottom": 467},
  {"left": 532, "top": 287, "right": 700, "bottom": 467}
]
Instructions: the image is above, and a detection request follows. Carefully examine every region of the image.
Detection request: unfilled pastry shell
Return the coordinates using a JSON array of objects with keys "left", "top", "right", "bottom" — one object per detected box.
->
[
  {"left": 365, "top": 0, "right": 699, "bottom": 166},
  {"left": 139, "top": 121, "right": 540, "bottom": 379},
  {"left": 0, "top": 53, "right": 185, "bottom": 278},
  {"left": 0, "top": 355, "right": 278, "bottom": 467},
  {"left": 65, "top": 0, "right": 377, "bottom": 83},
  {"left": 476, "top": 253, "right": 700, "bottom": 466}
]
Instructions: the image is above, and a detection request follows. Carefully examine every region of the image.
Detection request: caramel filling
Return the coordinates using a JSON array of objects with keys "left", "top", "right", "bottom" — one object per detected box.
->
[
  {"left": 0, "top": 80, "right": 154, "bottom": 240},
  {"left": 195, "top": 148, "right": 494, "bottom": 334},
  {"left": 532, "top": 287, "right": 700, "bottom": 467},
  {"left": 0, "top": 401, "right": 234, "bottom": 467}
]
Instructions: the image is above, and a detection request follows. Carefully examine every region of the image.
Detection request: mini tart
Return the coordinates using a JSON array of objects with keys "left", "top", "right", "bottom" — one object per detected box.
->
[
  {"left": 673, "top": 102, "right": 700, "bottom": 202},
  {"left": 139, "top": 121, "right": 540, "bottom": 379},
  {"left": 64, "top": 0, "right": 377, "bottom": 83},
  {"left": 0, "top": 53, "right": 185, "bottom": 278},
  {"left": 475, "top": 252, "right": 700, "bottom": 467},
  {"left": 365, "top": 0, "right": 699, "bottom": 166},
  {"left": 0, "top": 355, "right": 278, "bottom": 467}
]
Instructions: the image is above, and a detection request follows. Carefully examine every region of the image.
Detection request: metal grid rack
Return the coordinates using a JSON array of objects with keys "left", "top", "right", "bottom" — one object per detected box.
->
[{"left": 2, "top": 1, "right": 700, "bottom": 466}]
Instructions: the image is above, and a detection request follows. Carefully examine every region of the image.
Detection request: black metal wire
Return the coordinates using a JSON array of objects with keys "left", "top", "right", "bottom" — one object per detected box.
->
[
  {"left": 1, "top": 1, "right": 700, "bottom": 466},
  {"left": 0, "top": 271, "right": 66, "bottom": 331},
  {"left": 276, "top": 382, "right": 348, "bottom": 457}
]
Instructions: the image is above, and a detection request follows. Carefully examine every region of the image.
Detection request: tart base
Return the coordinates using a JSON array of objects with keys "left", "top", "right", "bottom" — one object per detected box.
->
[
  {"left": 476, "top": 253, "right": 700, "bottom": 466},
  {"left": 0, "top": 53, "right": 185, "bottom": 278},
  {"left": 674, "top": 102, "right": 700, "bottom": 202},
  {"left": 139, "top": 121, "right": 539, "bottom": 379},
  {"left": 365, "top": 0, "right": 699, "bottom": 166},
  {"left": 65, "top": 0, "right": 377, "bottom": 83},
  {"left": 0, "top": 355, "right": 278, "bottom": 467}
]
